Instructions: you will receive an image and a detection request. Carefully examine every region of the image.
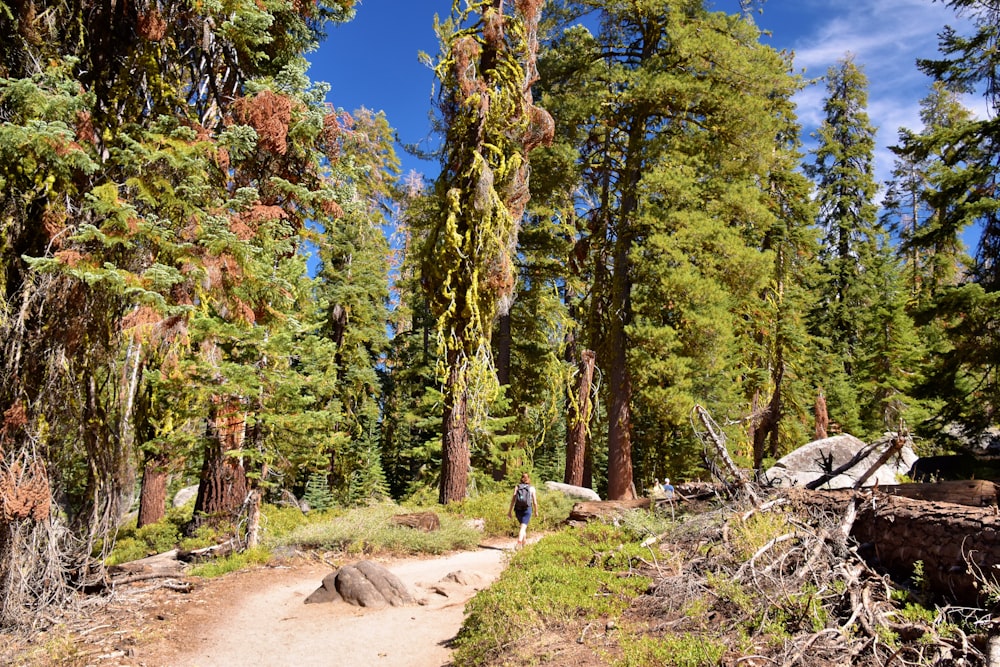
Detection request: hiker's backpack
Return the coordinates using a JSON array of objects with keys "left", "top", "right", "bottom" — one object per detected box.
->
[{"left": 514, "top": 483, "right": 531, "bottom": 511}]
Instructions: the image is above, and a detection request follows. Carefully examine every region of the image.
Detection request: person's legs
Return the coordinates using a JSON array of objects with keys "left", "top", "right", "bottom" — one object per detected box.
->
[{"left": 515, "top": 507, "right": 532, "bottom": 548}]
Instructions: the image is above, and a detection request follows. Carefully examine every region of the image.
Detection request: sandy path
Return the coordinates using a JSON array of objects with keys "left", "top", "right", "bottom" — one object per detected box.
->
[{"left": 137, "top": 544, "right": 513, "bottom": 667}]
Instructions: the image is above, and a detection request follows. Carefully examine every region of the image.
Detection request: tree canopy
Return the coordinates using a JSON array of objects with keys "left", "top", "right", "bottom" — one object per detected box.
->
[{"left": 2, "top": 0, "right": 1000, "bottom": 628}]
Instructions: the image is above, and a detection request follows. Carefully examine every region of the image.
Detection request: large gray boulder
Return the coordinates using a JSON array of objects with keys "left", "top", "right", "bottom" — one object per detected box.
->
[
  {"left": 304, "top": 560, "right": 414, "bottom": 608},
  {"left": 172, "top": 484, "right": 199, "bottom": 508},
  {"left": 763, "top": 433, "right": 917, "bottom": 490}
]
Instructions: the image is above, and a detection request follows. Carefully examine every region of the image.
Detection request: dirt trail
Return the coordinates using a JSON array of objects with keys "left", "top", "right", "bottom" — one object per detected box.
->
[{"left": 135, "top": 542, "right": 516, "bottom": 667}]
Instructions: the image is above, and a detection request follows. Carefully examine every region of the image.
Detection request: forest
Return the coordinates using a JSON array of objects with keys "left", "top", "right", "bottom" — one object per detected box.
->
[{"left": 1, "top": 0, "right": 1000, "bottom": 631}]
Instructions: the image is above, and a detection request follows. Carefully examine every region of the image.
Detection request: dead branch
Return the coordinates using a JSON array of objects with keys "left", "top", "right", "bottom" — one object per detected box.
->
[
  {"left": 734, "top": 532, "right": 802, "bottom": 581},
  {"left": 853, "top": 433, "right": 906, "bottom": 489},
  {"left": 692, "top": 405, "right": 760, "bottom": 505},
  {"left": 111, "top": 572, "right": 188, "bottom": 585},
  {"left": 803, "top": 440, "right": 881, "bottom": 490}
]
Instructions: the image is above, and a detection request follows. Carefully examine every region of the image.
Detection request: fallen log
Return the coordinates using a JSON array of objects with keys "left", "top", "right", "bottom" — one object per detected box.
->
[
  {"left": 390, "top": 511, "right": 440, "bottom": 532},
  {"left": 878, "top": 479, "right": 998, "bottom": 507},
  {"left": 109, "top": 549, "right": 186, "bottom": 578},
  {"left": 785, "top": 480, "right": 998, "bottom": 511},
  {"left": 566, "top": 499, "right": 650, "bottom": 524},
  {"left": 784, "top": 487, "right": 1000, "bottom": 606}
]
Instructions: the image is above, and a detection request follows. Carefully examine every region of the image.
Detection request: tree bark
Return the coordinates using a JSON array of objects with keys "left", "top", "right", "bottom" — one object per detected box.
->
[
  {"left": 814, "top": 389, "right": 829, "bottom": 440},
  {"left": 439, "top": 351, "right": 470, "bottom": 504},
  {"left": 565, "top": 349, "right": 595, "bottom": 486},
  {"left": 496, "top": 312, "right": 511, "bottom": 387},
  {"left": 606, "top": 337, "right": 634, "bottom": 500},
  {"left": 192, "top": 399, "right": 247, "bottom": 522},
  {"left": 136, "top": 452, "right": 170, "bottom": 528},
  {"left": 751, "top": 382, "right": 781, "bottom": 471}
]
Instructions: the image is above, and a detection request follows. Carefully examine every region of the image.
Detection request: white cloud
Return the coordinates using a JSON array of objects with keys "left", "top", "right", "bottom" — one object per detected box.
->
[{"left": 775, "top": 0, "right": 978, "bottom": 186}]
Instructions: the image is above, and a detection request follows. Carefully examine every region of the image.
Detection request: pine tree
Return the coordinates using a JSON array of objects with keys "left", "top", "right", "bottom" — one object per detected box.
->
[
  {"left": 314, "top": 107, "right": 398, "bottom": 498},
  {"left": 0, "top": 0, "right": 361, "bottom": 615},
  {"left": 744, "top": 111, "right": 822, "bottom": 470},
  {"left": 536, "top": 0, "right": 811, "bottom": 494},
  {"left": 905, "top": 0, "right": 1000, "bottom": 436},
  {"left": 805, "top": 55, "right": 920, "bottom": 437},
  {"left": 884, "top": 81, "right": 974, "bottom": 305}
]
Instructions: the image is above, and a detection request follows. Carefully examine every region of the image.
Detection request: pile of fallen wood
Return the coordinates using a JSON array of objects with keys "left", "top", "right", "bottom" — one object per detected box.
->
[
  {"left": 625, "top": 495, "right": 991, "bottom": 666},
  {"left": 561, "top": 415, "right": 1000, "bottom": 665}
]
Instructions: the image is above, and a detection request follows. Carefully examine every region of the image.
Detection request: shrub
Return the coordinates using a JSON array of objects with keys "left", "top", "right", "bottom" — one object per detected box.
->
[
  {"left": 452, "top": 523, "right": 651, "bottom": 666},
  {"left": 616, "top": 634, "right": 726, "bottom": 667},
  {"left": 269, "top": 502, "right": 481, "bottom": 555}
]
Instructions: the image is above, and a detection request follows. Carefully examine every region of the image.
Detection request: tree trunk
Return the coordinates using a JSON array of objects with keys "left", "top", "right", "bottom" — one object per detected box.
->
[
  {"left": 193, "top": 399, "right": 247, "bottom": 522},
  {"left": 136, "top": 452, "right": 170, "bottom": 528},
  {"left": 439, "top": 351, "right": 470, "bottom": 504},
  {"left": 606, "top": 333, "right": 634, "bottom": 500},
  {"left": 606, "top": 204, "right": 636, "bottom": 500},
  {"left": 496, "top": 312, "right": 511, "bottom": 387},
  {"left": 786, "top": 487, "right": 1000, "bottom": 606},
  {"left": 244, "top": 485, "right": 262, "bottom": 548},
  {"left": 750, "top": 371, "right": 782, "bottom": 471},
  {"left": 603, "top": 106, "right": 648, "bottom": 501},
  {"left": 565, "top": 349, "right": 595, "bottom": 486},
  {"left": 814, "top": 389, "right": 829, "bottom": 440},
  {"left": 494, "top": 311, "right": 512, "bottom": 481}
]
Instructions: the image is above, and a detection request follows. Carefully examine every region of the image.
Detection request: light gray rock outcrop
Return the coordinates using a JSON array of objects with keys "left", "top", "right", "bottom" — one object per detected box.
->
[{"left": 763, "top": 433, "right": 917, "bottom": 490}]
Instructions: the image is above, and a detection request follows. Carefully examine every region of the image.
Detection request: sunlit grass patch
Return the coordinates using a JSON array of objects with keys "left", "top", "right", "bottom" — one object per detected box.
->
[
  {"left": 188, "top": 545, "right": 272, "bottom": 578},
  {"left": 451, "top": 522, "right": 652, "bottom": 666},
  {"left": 270, "top": 502, "right": 482, "bottom": 555}
]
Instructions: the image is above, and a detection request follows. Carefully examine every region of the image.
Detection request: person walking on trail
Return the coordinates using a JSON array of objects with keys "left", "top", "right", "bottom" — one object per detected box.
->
[{"left": 508, "top": 473, "right": 539, "bottom": 549}]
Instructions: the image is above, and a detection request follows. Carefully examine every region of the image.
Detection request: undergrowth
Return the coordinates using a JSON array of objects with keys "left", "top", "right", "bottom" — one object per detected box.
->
[
  {"left": 107, "top": 488, "right": 573, "bottom": 571},
  {"left": 451, "top": 521, "right": 653, "bottom": 666},
  {"left": 270, "top": 501, "right": 483, "bottom": 555}
]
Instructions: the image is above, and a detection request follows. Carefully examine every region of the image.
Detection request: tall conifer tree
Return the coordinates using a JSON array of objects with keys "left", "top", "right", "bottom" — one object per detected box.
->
[
  {"left": 537, "top": 0, "right": 811, "bottom": 493},
  {"left": 0, "top": 0, "right": 361, "bottom": 616},
  {"left": 903, "top": 0, "right": 1000, "bottom": 436},
  {"left": 806, "top": 56, "right": 919, "bottom": 436},
  {"left": 421, "top": 0, "right": 549, "bottom": 503}
]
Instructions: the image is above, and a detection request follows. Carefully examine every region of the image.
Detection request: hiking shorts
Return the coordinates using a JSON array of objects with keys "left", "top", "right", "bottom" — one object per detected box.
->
[{"left": 515, "top": 507, "right": 532, "bottom": 525}]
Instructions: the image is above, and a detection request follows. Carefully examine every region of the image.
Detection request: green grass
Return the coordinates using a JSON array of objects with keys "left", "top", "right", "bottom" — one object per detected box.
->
[
  {"left": 440, "top": 487, "right": 577, "bottom": 538},
  {"left": 616, "top": 634, "right": 726, "bottom": 667},
  {"left": 451, "top": 522, "right": 653, "bottom": 666},
  {"left": 269, "top": 501, "right": 483, "bottom": 555},
  {"left": 188, "top": 546, "right": 272, "bottom": 577},
  {"left": 105, "top": 489, "right": 574, "bottom": 576}
]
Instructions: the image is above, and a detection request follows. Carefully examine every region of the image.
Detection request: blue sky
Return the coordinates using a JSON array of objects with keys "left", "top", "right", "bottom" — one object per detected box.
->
[{"left": 310, "top": 0, "right": 977, "bottom": 190}]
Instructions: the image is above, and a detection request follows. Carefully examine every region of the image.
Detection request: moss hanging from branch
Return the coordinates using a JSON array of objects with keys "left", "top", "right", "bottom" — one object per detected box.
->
[{"left": 422, "top": 0, "right": 551, "bottom": 502}]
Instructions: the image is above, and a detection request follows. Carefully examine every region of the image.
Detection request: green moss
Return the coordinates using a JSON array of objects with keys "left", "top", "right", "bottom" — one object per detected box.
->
[{"left": 188, "top": 546, "right": 271, "bottom": 578}]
